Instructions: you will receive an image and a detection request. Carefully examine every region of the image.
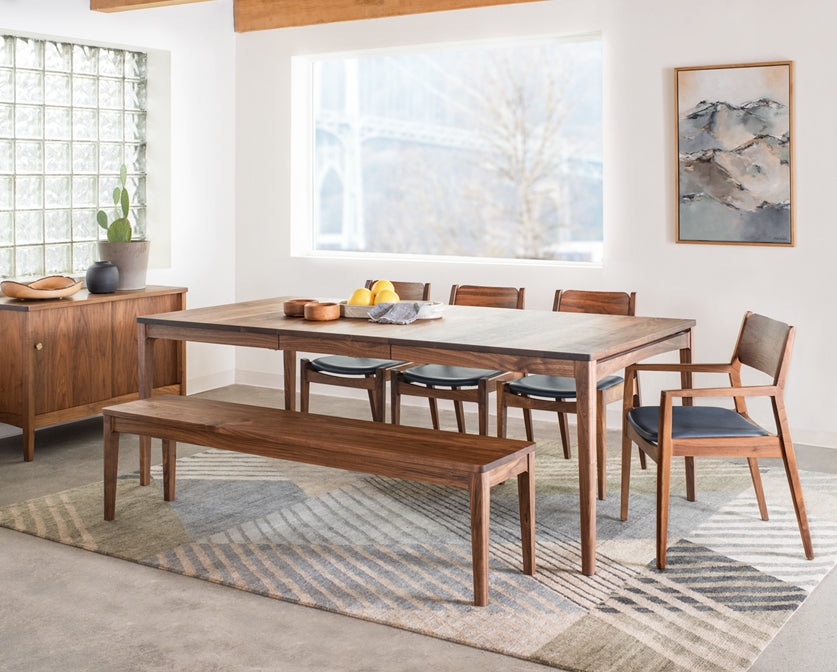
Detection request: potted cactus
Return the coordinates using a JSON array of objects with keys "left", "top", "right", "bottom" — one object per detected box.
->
[{"left": 96, "top": 164, "right": 149, "bottom": 290}]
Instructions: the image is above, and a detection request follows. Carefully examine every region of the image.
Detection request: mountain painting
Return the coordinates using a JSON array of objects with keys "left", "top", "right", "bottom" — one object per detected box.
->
[{"left": 676, "top": 62, "right": 793, "bottom": 245}]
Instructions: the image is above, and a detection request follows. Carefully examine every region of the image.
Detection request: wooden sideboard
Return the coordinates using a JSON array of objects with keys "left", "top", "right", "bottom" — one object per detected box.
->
[{"left": 0, "top": 285, "right": 187, "bottom": 461}]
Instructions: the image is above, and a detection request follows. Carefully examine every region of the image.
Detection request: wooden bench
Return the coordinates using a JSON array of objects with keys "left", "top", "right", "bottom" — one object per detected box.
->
[{"left": 102, "top": 395, "right": 536, "bottom": 606}]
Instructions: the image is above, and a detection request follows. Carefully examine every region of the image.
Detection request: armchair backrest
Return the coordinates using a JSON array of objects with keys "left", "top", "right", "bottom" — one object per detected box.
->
[
  {"left": 449, "top": 284, "right": 525, "bottom": 309},
  {"left": 553, "top": 289, "right": 636, "bottom": 316},
  {"left": 733, "top": 312, "right": 795, "bottom": 386},
  {"left": 365, "top": 280, "right": 431, "bottom": 301}
]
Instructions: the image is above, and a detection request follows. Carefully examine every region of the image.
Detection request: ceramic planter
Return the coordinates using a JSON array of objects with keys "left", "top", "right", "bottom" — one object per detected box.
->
[{"left": 97, "top": 240, "right": 150, "bottom": 291}]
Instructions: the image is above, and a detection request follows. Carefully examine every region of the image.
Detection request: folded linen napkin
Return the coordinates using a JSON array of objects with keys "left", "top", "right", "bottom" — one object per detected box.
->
[{"left": 368, "top": 301, "right": 423, "bottom": 324}]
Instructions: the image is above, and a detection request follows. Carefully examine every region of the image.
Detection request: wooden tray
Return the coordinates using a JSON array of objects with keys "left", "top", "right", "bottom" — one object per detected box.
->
[
  {"left": 340, "top": 300, "right": 444, "bottom": 320},
  {"left": 1, "top": 275, "right": 83, "bottom": 300}
]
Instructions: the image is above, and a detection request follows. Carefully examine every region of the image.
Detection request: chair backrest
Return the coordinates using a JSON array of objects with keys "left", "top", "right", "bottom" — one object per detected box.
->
[
  {"left": 365, "top": 280, "right": 431, "bottom": 301},
  {"left": 553, "top": 289, "right": 636, "bottom": 316},
  {"left": 449, "top": 284, "right": 525, "bottom": 309},
  {"left": 733, "top": 311, "right": 795, "bottom": 385}
]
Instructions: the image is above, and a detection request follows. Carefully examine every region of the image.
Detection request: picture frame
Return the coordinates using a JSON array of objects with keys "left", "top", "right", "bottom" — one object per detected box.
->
[{"left": 675, "top": 61, "right": 794, "bottom": 246}]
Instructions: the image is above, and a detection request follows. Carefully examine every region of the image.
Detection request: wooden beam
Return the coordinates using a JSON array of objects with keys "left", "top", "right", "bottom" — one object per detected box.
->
[
  {"left": 233, "top": 0, "right": 545, "bottom": 32},
  {"left": 91, "top": 0, "right": 217, "bottom": 13}
]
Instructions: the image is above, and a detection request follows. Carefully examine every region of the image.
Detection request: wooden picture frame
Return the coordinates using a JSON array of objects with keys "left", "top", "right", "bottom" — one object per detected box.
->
[{"left": 675, "top": 61, "right": 794, "bottom": 246}]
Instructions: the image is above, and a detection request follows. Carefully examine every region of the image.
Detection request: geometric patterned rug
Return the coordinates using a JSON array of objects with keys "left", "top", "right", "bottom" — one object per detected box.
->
[{"left": 2, "top": 439, "right": 836, "bottom": 672}]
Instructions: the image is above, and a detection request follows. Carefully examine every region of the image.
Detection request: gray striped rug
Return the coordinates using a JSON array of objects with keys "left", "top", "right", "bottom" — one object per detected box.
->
[{"left": 2, "top": 440, "right": 836, "bottom": 672}]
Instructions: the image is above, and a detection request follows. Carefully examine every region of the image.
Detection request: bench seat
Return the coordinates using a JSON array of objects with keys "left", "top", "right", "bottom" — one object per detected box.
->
[{"left": 102, "top": 394, "right": 536, "bottom": 606}]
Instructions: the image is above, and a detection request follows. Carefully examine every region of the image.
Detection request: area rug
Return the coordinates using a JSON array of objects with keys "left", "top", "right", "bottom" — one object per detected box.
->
[{"left": 2, "top": 439, "right": 837, "bottom": 672}]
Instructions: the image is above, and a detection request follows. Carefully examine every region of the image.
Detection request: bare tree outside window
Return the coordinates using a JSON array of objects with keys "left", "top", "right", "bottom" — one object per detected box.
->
[{"left": 312, "top": 37, "right": 601, "bottom": 262}]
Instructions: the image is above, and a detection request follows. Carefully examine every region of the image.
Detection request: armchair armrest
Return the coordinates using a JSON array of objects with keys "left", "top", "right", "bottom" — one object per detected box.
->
[{"left": 662, "top": 384, "right": 779, "bottom": 400}]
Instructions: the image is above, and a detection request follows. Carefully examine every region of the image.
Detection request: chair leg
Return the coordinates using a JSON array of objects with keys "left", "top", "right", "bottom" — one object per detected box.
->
[
  {"left": 497, "top": 384, "right": 508, "bottom": 438},
  {"left": 638, "top": 447, "right": 647, "bottom": 470},
  {"left": 372, "top": 370, "right": 387, "bottom": 423},
  {"left": 596, "top": 394, "right": 607, "bottom": 500},
  {"left": 748, "top": 457, "right": 769, "bottom": 520},
  {"left": 657, "top": 444, "right": 672, "bottom": 570},
  {"left": 453, "top": 391, "right": 466, "bottom": 434},
  {"left": 300, "top": 359, "right": 311, "bottom": 414},
  {"left": 522, "top": 408, "right": 534, "bottom": 442},
  {"left": 685, "top": 456, "right": 696, "bottom": 502},
  {"left": 390, "top": 373, "right": 401, "bottom": 425},
  {"left": 620, "top": 434, "right": 633, "bottom": 521},
  {"left": 365, "top": 374, "right": 379, "bottom": 421},
  {"left": 782, "top": 450, "right": 815, "bottom": 560},
  {"left": 427, "top": 385, "right": 440, "bottom": 430},
  {"left": 775, "top": 403, "right": 814, "bottom": 559},
  {"left": 557, "top": 412, "right": 571, "bottom": 459},
  {"left": 477, "top": 379, "right": 490, "bottom": 436}
]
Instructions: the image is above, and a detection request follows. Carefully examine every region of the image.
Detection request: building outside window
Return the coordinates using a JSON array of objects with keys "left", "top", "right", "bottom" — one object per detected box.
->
[
  {"left": 0, "top": 35, "right": 147, "bottom": 280},
  {"left": 308, "top": 35, "right": 602, "bottom": 263}
]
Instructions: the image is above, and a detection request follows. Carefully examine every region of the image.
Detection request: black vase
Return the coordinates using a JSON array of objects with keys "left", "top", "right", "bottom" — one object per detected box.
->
[{"left": 86, "top": 261, "right": 120, "bottom": 294}]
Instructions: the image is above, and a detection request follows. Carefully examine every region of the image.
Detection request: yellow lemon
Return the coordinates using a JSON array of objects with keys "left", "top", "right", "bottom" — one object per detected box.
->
[
  {"left": 348, "top": 287, "right": 373, "bottom": 306},
  {"left": 373, "top": 289, "right": 399, "bottom": 305},
  {"left": 370, "top": 280, "right": 394, "bottom": 296}
]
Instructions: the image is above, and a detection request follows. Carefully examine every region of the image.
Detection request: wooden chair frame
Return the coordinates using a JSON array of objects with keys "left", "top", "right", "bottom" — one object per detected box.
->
[
  {"left": 620, "top": 311, "right": 814, "bottom": 569},
  {"left": 497, "top": 289, "right": 640, "bottom": 500},
  {"left": 299, "top": 281, "right": 430, "bottom": 422},
  {"left": 390, "top": 284, "right": 525, "bottom": 435}
]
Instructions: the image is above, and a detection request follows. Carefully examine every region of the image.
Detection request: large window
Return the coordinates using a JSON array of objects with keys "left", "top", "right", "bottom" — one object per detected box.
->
[
  {"left": 308, "top": 35, "right": 602, "bottom": 263},
  {"left": 0, "top": 35, "right": 147, "bottom": 280}
]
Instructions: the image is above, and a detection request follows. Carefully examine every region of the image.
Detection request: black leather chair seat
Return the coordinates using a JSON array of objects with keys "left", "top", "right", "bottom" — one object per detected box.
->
[
  {"left": 509, "top": 374, "right": 623, "bottom": 399},
  {"left": 627, "top": 406, "right": 769, "bottom": 444},
  {"left": 402, "top": 364, "right": 504, "bottom": 387},
  {"left": 310, "top": 355, "right": 406, "bottom": 376}
]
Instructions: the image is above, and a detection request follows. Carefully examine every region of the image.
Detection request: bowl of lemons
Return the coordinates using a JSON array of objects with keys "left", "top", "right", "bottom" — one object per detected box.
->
[
  {"left": 341, "top": 280, "right": 444, "bottom": 320},
  {"left": 341, "top": 280, "right": 399, "bottom": 318}
]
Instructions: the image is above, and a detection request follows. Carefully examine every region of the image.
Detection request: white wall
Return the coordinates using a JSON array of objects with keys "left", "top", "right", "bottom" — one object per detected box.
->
[
  {"left": 2, "top": 0, "right": 238, "bottom": 393},
  {"left": 235, "top": 0, "right": 837, "bottom": 447}
]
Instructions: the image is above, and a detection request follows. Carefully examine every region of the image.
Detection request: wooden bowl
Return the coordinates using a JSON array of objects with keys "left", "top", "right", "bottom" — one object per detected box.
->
[
  {"left": 303, "top": 301, "right": 341, "bottom": 321},
  {"left": 1, "top": 275, "right": 83, "bottom": 300},
  {"left": 283, "top": 298, "right": 316, "bottom": 317}
]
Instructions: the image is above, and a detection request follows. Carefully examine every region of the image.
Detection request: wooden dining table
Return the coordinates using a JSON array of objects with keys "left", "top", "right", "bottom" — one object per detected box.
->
[{"left": 135, "top": 296, "right": 695, "bottom": 576}]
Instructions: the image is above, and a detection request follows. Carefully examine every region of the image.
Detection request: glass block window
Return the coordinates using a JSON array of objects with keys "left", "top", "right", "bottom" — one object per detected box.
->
[{"left": 0, "top": 35, "right": 147, "bottom": 280}]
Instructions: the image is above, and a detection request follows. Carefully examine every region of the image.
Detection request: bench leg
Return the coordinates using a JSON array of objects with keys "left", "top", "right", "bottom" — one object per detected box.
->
[
  {"left": 103, "top": 415, "right": 120, "bottom": 521},
  {"left": 518, "top": 453, "right": 536, "bottom": 575},
  {"left": 139, "top": 436, "right": 151, "bottom": 486},
  {"left": 162, "top": 439, "right": 176, "bottom": 501},
  {"left": 469, "top": 472, "right": 490, "bottom": 606}
]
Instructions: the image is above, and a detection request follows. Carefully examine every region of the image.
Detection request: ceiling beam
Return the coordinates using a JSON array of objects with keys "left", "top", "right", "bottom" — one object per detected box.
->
[
  {"left": 234, "top": 0, "right": 545, "bottom": 31},
  {"left": 91, "top": 0, "right": 218, "bottom": 13},
  {"left": 92, "top": 0, "right": 543, "bottom": 29}
]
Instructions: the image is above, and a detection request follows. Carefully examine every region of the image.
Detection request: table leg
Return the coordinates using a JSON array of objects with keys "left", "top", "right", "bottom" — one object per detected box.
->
[
  {"left": 575, "top": 359, "right": 597, "bottom": 576},
  {"left": 103, "top": 414, "right": 119, "bottom": 521},
  {"left": 470, "top": 472, "right": 490, "bottom": 606},
  {"left": 284, "top": 350, "right": 297, "bottom": 411},
  {"left": 138, "top": 322, "right": 154, "bottom": 485},
  {"left": 680, "top": 328, "right": 696, "bottom": 501},
  {"left": 518, "top": 453, "right": 536, "bottom": 575}
]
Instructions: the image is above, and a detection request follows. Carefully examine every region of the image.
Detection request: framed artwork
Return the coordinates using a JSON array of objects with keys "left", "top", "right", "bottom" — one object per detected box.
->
[{"left": 675, "top": 61, "right": 794, "bottom": 246}]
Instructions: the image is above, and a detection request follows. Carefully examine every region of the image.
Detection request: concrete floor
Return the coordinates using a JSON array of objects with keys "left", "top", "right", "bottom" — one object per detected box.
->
[{"left": 1, "top": 384, "right": 835, "bottom": 672}]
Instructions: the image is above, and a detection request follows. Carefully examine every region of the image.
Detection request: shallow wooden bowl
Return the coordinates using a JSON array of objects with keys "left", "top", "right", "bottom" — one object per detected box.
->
[
  {"left": 303, "top": 301, "right": 341, "bottom": 321},
  {"left": 284, "top": 298, "right": 317, "bottom": 317},
  {"left": 1, "top": 275, "right": 83, "bottom": 300}
]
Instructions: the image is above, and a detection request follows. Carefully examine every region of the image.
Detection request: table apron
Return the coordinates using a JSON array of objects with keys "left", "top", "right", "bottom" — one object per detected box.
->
[
  {"left": 280, "top": 335, "right": 392, "bottom": 358},
  {"left": 144, "top": 323, "right": 279, "bottom": 349},
  {"left": 390, "top": 345, "right": 579, "bottom": 376},
  {"left": 595, "top": 330, "right": 692, "bottom": 377}
]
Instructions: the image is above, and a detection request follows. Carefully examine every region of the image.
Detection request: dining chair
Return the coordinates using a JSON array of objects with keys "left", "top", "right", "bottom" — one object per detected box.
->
[
  {"left": 620, "top": 311, "right": 814, "bottom": 569},
  {"left": 496, "top": 289, "right": 641, "bottom": 500},
  {"left": 390, "top": 284, "right": 525, "bottom": 435},
  {"left": 299, "top": 280, "right": 431, "bottom": 422}
]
